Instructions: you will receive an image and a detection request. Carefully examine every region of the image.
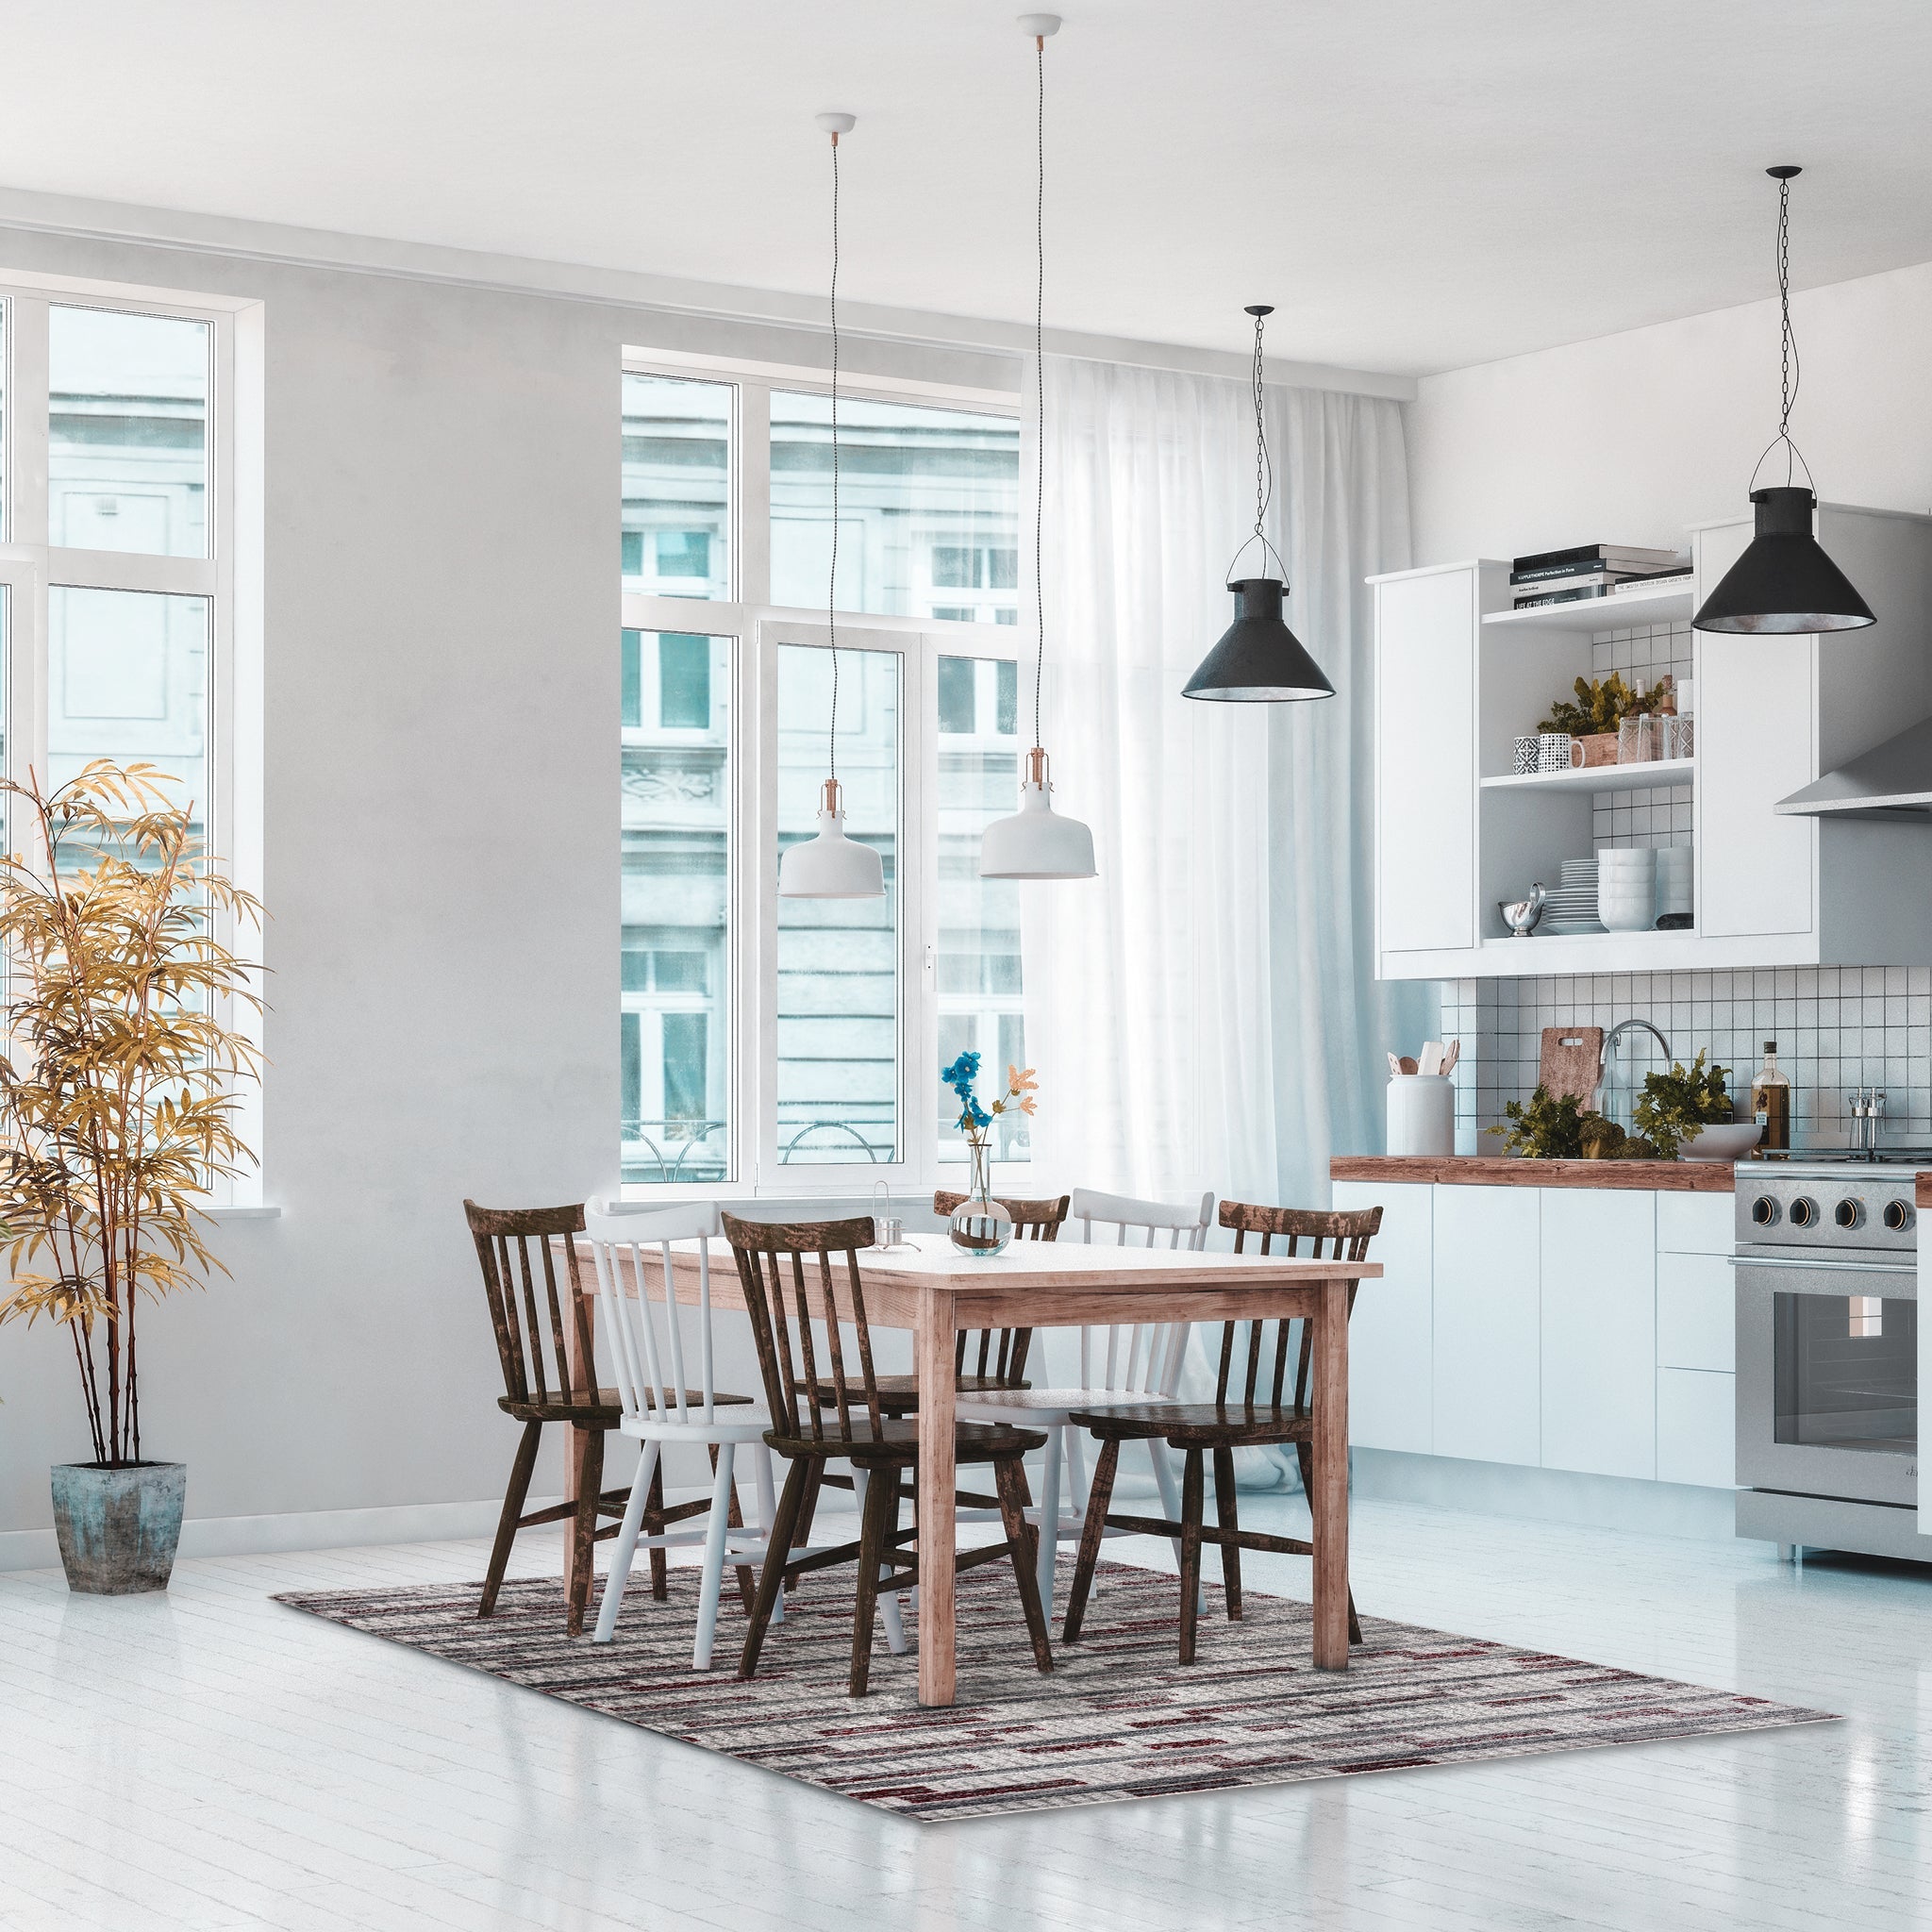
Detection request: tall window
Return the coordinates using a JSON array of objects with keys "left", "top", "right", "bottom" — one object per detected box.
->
[
  {"left": 0, "top": 283, "right": 247, "bottom": 1191},
  {"left": 622, "top": 358, "right": 1024, "bottom": 1191}
]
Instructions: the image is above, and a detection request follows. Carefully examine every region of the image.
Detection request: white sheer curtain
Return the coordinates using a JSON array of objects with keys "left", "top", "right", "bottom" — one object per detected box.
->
[{"left": 1019, "top": 356, "right": 1426, "bottom": 1210}]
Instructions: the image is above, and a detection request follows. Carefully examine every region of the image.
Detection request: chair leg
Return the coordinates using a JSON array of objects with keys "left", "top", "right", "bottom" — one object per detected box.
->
[
  {"left": 710, "top": 1442, "right": 757, "bottom": 1615},
  {"left": 591, "top": 1441, "right": 658, "bottom": 1643},
  {"left": 788, "top": 1460, "right": 825, "bottom": 1593},
  {"left": 1177, "top": 1445, "right": 1205, "bottom": 1665},
  {"left": 740, "top": 1457, "right": 808, "bottom": 1681},
  {"left": 644, "top": 1455, "right": 670, "bottom": 1601},
  {"left": 1148, "top": 1436, "right": 1189, "bottom": 1579},
  {"left": 692, "top": 1442, "right": 738, "bottom": 1670},
  {"left": 849, "top": 1462, "right": 898, "bottom": 1697},
  {"left": 994, "top": 1455, "right": 1054, "bottom": 1674},
  {"left": 1296, "top": 1439, "right": 1362, "bottom": 1645},
  {"left": 479, "top": 1419, "right": 542, "bottom": 1618},
  {"left": 1062, "top": 1436, "right": 1120, "bottom": 1643},
  {"left": 1035, "top": 1418, "right": 1063, "bottom": 1608},
  {"left": 756, "top": 1449, "right": 785, "bottom": 1628},
  {"left": 1211, "top": 1446, "right": 1243, "bottom": 1621},
  {"left": 566, "top": 1426, "right": 605, "bottom": 1638},
  {"left": 850, "top": 1465, "right": 908, "bottom": 1655}
]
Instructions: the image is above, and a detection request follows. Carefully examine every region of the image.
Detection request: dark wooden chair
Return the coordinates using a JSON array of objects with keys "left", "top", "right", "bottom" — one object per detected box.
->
[
  {"left": 465, "top": 1199, "right": 722, "bottom": 1636},
  {"left": 800, "top": 1191, "right": 1069, "bottom": 1420},
  {"left": 723, "top": 1210, "right": 1056, "bottom": 1696},
  {"left": 1061, "top": 1201, "right": 1384, "bottom": 1663}
]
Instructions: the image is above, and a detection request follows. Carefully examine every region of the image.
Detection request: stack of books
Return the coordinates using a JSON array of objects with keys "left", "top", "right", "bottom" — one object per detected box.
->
[{"left": 1511, "top": 543, "right": 1692, "bottom": 608}]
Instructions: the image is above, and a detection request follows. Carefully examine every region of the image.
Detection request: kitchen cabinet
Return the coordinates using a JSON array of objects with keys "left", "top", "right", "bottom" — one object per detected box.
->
[
  {"left": 1431, "top": 1183, "right": 1541, "bottom": 1465},
  {"left": 1374, "top": 566, "right": 1481, "bottom": 960},
  {"left": 1368, "top": 504, "right": 1932, "bottom": 978},
  {"left": 1332, "top": 1178, "right": 1432, "bottom": 1454},
  {"left": 1334, "top": 1163, "right": 1740, "bottom": 1495},
  {"left": 1657, "top": 1252, "right": 1734, "bottom": 1373},
  {"left": 1540, "top": 1189, "right": 1657, "bottom": 1479},
  {"left": 1657, "top": 1368, "right": 1736, "bottom": 1489}
]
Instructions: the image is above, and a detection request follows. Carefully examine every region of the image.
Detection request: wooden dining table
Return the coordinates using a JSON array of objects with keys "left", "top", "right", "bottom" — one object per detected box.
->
[{"left": 568, "top": 1230, "right": 1379, "bottom": 1707}]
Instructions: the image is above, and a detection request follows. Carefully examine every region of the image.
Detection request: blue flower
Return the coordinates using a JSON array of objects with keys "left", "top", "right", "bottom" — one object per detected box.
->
[{"left": 941, "top": 1050, "right": 982, "bottom": 1096}]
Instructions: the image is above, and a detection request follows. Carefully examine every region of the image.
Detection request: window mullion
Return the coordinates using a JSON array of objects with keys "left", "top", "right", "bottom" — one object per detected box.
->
[
  {"left": 10, "top": 298, "right": 49, "bottom": 548},
  {"left": 906, "top": 637, "right": 939, "bottom": 1195},
  {"left": 737, "top": 383, "right": 771, "bottom": 608}
]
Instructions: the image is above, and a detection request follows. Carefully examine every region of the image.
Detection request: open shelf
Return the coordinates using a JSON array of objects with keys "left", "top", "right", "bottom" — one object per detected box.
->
[
  {"left": 1481, "top": 757, "right": 1695, "bottom": 795},
  {"left": 1482, "top": 579, "right": 1695, "bottom": 631}
]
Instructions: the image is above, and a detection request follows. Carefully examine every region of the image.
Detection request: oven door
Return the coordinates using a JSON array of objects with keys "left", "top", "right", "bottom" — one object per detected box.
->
[{"left": 1735, "top": 1253, "right": 1919, "bottom": 1506}]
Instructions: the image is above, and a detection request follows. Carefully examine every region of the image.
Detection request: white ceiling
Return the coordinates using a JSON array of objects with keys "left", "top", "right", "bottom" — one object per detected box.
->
[{"left": 6, "top": 0, "right": 1932, "bottom": 375}]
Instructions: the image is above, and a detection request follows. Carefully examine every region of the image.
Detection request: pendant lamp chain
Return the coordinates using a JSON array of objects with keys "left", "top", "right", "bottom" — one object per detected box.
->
[
  {"left": 1751, "top": 165, "right": 1811, "bottom": 495},
  {"left": 1224, "top": 305, "right": 1288, "bottom": 583}
]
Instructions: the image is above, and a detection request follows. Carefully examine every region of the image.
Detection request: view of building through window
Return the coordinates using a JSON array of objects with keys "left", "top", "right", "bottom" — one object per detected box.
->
[
  {"left": 775, "top": 640, "right": 901, "bottom": 1165},
  {"left": 44, "top": 307, "right": 213, "bottom": 857},
  {"left": 620, "top": 367, "right": 1024, "bottom": 1182},
  {"left": 771, "top": 391, "right": 1020, "bottom": 623},
  {"left": 936, "top": 655, "right": 1027, "bottom": 1162},
  {"left": 620, "top": 629, "right": 732, "bottom": 1187},
  {"left": 622, "top": 373, "right": 731, "bottom": 600}
]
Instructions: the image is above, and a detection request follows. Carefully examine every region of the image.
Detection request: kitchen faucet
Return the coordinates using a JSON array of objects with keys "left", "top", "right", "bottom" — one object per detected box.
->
[{"left": 1602, "top": 1018, "right": 1672, "bottom": 1070}]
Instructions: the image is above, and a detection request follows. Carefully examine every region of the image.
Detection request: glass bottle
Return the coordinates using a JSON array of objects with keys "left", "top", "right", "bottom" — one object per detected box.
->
[{"left": 1751, "top": 1040, "right": 1791, "bottom": 1152}]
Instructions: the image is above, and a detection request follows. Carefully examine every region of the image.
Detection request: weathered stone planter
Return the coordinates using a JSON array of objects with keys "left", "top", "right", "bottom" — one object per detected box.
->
[{"left": 50, "top": 1461, "right": 186, "bottom": 1594}]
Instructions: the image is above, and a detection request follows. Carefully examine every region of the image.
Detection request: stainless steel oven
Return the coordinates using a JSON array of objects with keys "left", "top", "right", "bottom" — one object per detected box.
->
[{"left": 1734, "top": 1157, "right": 1929, "bottom": 1561}]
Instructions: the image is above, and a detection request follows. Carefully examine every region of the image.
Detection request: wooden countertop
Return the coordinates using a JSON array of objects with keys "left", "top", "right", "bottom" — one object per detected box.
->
[{"left": 1331, "top": 1155, "right": 1734, "bottom": 1192}]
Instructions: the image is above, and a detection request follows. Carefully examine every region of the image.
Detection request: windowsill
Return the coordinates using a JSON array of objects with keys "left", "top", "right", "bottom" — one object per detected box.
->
[{"left": 203, "top": 1206, "right": 283, "bottom": 1221}]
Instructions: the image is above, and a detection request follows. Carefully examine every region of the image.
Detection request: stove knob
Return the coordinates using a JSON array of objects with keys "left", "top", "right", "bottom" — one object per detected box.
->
[
  {"left": 1835, "top": 1197, "right": 1866, "bottom": 1230},
  {"left": 1885, "top": 1198, "right": 1916, "bottom": 1232},
  {"left": 1750, "top": 1196, "right": 1782, "bottom": 1226},
  {"left": 1789, "top": 1196, "right": 1819, "bottom": 1228}
]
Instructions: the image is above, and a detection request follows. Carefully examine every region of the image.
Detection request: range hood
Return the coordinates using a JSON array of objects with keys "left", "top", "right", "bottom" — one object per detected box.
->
[{"left": 1775, "top": 715, "right": 1932, "bottom": 820}]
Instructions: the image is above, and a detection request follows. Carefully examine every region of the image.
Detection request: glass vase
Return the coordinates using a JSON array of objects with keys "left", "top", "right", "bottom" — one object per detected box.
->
[{"left": 947, "top": 1141, "right": 1013, "bottom": 1257}]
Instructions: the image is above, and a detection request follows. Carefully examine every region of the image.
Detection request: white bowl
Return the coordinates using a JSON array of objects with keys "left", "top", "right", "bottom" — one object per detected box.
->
[{"left": 1679, "top": 1122, "right": 1764, "bottom": 1161}]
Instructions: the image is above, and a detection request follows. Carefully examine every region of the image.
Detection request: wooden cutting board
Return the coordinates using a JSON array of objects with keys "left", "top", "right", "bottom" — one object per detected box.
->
[{"left": 1539, "top": 1026, "right": 1604, "bottom": 1108}]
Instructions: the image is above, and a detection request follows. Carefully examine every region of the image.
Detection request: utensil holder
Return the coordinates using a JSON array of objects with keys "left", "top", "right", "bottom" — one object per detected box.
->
[{"left": 1387, "top": 1074, "right": 1455, "bottom": 1158}]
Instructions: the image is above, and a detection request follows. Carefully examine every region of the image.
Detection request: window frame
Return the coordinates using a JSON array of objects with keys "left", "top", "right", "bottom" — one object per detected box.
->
[
  {"left": 620, "top": 354, "right": 1026, "bottom": 1202},
  {"left": 0, "top": 272, "right": 262, "bottom": 1205}
]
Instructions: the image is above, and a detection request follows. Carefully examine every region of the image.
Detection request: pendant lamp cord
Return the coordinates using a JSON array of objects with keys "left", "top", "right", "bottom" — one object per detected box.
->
[
  {"left": 1030, "top": 33, "right": 1045, "bottom": 753},
  {"left": 827, "top": 127, "right": 842, "bottom": 790},
  {"left": 1749, "top": 168, "right": 1813, "bottom": 494},
  {"left": 1223, "top": 308, "right": 1290, "bottom": 583}
]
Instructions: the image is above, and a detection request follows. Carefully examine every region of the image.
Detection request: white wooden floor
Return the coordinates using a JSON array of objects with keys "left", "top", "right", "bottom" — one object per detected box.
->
[{"left": 2, "top": 1495, "right": 1926, "bottom": 1932}]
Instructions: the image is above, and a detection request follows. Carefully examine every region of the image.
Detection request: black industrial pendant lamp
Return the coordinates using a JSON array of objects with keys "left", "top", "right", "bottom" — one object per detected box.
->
[
  {"left": 1182, "top": 305, "right": 1335, "bottom": 702},
  {"left": 1693, "top": 167, "right": 1874, "bottom": 636}
]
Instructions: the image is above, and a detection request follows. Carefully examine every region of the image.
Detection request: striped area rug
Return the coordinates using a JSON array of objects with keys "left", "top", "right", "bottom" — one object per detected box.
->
[{"left": 276, "top": 1561, "right": 1833, "bottom": 1821}]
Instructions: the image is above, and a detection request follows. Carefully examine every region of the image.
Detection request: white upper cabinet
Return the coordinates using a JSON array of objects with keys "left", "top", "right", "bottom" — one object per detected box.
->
[
  {"left": 1370, "top": 504, "right": 1932, "bottom": 978},
  {"left": 1375, "top": 566, "right": 1478, "bottom": 958},
  {"left": 1693, "top": 517, "right": 1816, "bottom": 941}
]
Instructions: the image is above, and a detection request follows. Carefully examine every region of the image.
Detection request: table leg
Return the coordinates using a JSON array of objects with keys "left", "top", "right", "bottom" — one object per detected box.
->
[
  {"left": 563, "top": 1272, "right": 592, "bottom": 1608},
  {"left": 916, "top": 1287, "right": 958, "bottom": 1707},
  {"left": 1310, "top": 1275, "right": 1351, "bottom": 1669}
]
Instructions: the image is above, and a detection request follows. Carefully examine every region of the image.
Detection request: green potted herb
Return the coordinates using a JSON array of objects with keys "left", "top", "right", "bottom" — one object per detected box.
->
[{"left": 1633, "top": 1053, "right": 1737, "bottom": 1158}]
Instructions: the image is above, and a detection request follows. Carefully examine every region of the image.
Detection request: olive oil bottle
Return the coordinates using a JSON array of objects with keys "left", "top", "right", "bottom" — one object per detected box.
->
[{"left": 1751, "top": 1040, "right": 1791, "bottom": 1151}]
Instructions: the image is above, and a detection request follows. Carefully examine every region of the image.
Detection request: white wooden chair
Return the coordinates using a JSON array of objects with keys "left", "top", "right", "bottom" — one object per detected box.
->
[
  {"left": 957, "top": 1187, "right": 1216, "bottom": 1605},
  {"left": 587, "top": 1201, "right": 905, "bottom": 1664}
]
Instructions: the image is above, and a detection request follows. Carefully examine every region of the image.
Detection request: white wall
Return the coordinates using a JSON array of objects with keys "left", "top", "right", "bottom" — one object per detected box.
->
[
  {"left": 0, "top": 222, "right": 1009, "bottom": 1562},
  {"left": 1409, "top": 257, "right": 1932, "bottom": 563}
]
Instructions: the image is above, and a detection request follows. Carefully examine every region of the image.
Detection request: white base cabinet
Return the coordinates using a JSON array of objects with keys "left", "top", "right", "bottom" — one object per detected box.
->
[
  {"left": 1540, "top": 1190, "right": 1657, "bottom": 1479},
  {"left": 1432, "top": 1185, "right": 1541, "bottom": 1465},
  {"left": 1334, "top": 1176, "right": 1737, "bottom": 1491},
  {"left": 1335, "top": 1180, "right": 1434, "bottom": 1455}
]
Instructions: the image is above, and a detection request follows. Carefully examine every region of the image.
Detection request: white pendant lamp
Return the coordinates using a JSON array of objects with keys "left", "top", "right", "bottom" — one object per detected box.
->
[
  {"left": 779, "top": 111, "right": 886, "bottom": 901},
  {"left": 980, "top": 14, "right": 1096, "bottom": 883}
]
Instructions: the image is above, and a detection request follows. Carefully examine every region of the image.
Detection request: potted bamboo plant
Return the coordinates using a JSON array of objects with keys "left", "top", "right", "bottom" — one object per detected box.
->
[{"left": 0, "top": 762, "right": 260, "bottom": 1593}]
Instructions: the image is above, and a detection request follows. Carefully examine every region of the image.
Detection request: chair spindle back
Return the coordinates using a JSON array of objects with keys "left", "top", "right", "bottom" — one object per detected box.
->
[
  {"left": 1216, "top": 1201, "right": 1383, "bottom": 1411},
  {"left": 723, "top": 1212, "right": 883, "bottom": 1441},
  {"left": 464, "top": 1200, "right": 591, "bottom": 1407},
  {"left": 1066, "top": 1188, "right": 1216, "bottom": 1396},
  {"left": 931, "top": 1190, "right": 1069, "bottom": 1386},
  {"left": 583, "top": 1201, "right": 725, "bottom": 1426}
]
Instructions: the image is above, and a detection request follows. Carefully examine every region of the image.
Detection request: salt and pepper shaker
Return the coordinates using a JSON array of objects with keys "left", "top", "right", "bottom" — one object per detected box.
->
[{"left": 1845, "top": 1087, "right": 1887, "bottom": 1153}]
